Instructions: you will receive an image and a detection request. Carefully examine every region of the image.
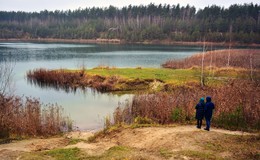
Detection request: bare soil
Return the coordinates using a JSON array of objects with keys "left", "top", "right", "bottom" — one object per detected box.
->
[{"left": 0, "top": 125, "right": 259, "bottom": 160}]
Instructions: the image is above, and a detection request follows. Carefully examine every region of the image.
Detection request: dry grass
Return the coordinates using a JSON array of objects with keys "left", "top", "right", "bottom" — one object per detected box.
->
[
  {"left": 113, "top": 79, "right": 260, "bottom": 131},
  {"left": 162, "top": 49, "right": 260, "bottom": 69},
  {"left": 0, "top": 95, "right": 72, "bottom": 139}
]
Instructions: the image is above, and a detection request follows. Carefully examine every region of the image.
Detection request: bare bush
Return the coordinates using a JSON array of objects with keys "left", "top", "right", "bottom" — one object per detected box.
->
[{"left": 0, "top": 96, "right": 72, "bottom": 138}]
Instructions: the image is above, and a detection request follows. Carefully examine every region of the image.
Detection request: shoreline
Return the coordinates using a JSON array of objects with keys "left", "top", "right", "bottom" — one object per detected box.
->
[{"left": 1, "top": 38, "right": 260, "bottom": 47}]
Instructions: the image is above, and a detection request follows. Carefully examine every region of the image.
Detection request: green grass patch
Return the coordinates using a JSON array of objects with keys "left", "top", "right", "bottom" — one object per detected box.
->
[
  {"left": 62, "top": 67, "right": 252, "bottom": 93},
  {"left": 85, "top": 67, "right": 250, "bottom": 86},
  {"left": 86, "top": 67, "right": 250, "bottom": 82},
  {"left": 86, "top": 68, "right": 201, "bottom": 84},
  {"left": 44, "top": 148, "right": 81, "bottom": 160}
]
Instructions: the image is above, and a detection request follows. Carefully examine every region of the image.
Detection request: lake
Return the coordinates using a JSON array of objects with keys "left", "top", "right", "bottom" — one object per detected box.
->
[{"left": 0, "top": 42, "right": 203, "bottom": 130}]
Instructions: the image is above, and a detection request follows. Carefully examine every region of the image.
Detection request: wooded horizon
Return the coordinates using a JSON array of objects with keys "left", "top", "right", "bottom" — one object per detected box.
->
[{"left": 1, "top": 3, "right": 259, "bottom": 43}]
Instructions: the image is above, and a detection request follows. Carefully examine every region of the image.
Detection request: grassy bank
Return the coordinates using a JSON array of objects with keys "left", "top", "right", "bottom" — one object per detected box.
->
[{"left": 27, "top": 67, "right": 252, "bottom": 93}]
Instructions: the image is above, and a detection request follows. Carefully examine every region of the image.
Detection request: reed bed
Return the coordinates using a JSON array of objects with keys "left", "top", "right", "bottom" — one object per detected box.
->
[
  {"left": 162, "top": 49, "right": 260, "bottom": 69},
  {"left": 0, "top": 95, "right": 72, "bottom": 138}
]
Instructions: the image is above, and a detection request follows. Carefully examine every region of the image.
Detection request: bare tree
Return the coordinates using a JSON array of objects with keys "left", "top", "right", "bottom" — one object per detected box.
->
[
  {"left": 227, "top": 24, "right": 232, "bottom": 67},
  {"left": 209, "top": 43, "right": 213, "bottom": 77},
  {"left": 201, "top": 37, "right": 206, "bottom": 87}
]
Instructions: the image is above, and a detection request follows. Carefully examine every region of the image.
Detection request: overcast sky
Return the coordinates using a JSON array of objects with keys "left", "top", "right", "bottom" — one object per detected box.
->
[{"left": 0, "top": 0, "right": 259, "bottom": 12}]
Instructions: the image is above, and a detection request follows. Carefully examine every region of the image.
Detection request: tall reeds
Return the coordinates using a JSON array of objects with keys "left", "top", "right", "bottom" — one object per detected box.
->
[{"left": 0, "top": 95, "right": 72, "bottom": 138}]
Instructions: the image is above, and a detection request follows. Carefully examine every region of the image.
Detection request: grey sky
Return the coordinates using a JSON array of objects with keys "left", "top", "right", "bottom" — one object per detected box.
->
[{"left": 0, "top": 0, "right": 259, "bottom": 12}]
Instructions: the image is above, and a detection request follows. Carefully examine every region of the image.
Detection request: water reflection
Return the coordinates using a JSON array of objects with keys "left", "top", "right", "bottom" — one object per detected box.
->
[{"left": 27, "top": 74, "right": 105, "bottom": 96}]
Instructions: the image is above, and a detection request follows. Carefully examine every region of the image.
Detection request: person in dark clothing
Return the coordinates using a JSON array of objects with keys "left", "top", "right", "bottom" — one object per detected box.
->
[
  {"left": 204, "top": 96, "right": 215, "bottom": 131},
  {"left": 195, "top": 97, "right": 205, "bottom": 129}
]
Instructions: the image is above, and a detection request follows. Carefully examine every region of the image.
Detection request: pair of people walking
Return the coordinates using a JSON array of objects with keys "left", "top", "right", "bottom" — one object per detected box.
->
[{"left": 195, "top": 96, "right": 215, "bottom": 131}]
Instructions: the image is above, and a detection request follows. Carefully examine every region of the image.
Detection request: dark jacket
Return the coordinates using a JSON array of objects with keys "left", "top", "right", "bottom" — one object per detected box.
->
[
  {"left": 195, "top": 100, "right": 205, "bottom": 120},
  {"left": 205, "top": 97, "right": 215, "bottom": 120}
]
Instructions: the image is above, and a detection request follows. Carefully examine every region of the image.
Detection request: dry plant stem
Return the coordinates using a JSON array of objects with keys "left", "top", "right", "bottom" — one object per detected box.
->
[
  {"left": 200, "top": 38, "right": 205, "bottom": 87},
  {"left": 0, "top": 62, "right": 15, "bottom": 97}
]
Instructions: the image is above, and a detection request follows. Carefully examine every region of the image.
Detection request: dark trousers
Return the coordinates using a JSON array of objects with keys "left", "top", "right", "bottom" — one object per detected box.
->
[
  {"left": 197, "top": 119, "right": 202, "bottom": 128},
  {"left": 205, "top": 118, "right": 211, "bottom": 130}
]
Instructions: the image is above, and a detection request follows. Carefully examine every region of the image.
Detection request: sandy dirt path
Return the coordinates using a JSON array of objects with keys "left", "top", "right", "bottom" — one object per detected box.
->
[{"left": 0, "top": 125, "right": 258, "bottom": 160}]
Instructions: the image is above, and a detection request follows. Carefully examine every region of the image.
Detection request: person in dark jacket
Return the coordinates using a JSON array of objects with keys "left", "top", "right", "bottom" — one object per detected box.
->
[
  {"left": 195, "top": 97, "right": 205, "bottom": 129},
  {"left": 204, "top": 96, "right": 215, "bottom": 131}
]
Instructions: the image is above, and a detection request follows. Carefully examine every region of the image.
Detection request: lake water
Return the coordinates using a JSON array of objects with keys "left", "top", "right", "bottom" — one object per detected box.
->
[{"left": 0, "top": 42, "right": 203, "bottom": 130}]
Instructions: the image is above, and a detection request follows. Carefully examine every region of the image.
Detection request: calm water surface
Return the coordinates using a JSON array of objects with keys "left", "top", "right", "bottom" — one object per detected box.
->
[{"left": 0, "top": 42, "right": 202, "bottom": 130}]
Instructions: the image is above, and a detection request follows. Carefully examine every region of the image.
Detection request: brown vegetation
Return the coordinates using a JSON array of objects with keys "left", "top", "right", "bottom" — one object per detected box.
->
[
  {"left": 113, "top": 80, "right": 260, "bottom": 131},
  {"left": 0, "top": 95, "right": 72, "bottom": 139},
  {"left": 162, "top": 49, "right": 260, "bottom": 69},
  {"left": 109, "top": 49, "right": 260, "bottom": 131}
]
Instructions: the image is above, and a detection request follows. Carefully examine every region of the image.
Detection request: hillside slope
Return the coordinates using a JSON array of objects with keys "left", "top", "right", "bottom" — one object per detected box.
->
[{"left": 0, "top": 125, "right": 259, "bottom": 160}]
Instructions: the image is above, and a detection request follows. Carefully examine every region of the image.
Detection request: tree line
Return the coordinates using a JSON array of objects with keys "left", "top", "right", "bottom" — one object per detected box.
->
[{"left": 0, "top": 3, "right": 260, "bottom": 43}]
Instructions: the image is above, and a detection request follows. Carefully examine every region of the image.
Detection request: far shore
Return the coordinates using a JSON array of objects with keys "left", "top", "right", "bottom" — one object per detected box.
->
[{"left": 1, "top": 38, "right": 260, "bottom": 47}]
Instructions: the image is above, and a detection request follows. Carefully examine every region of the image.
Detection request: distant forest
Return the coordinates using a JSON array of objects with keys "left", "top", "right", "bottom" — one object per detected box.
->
[{"left": 0, "top": 3, "right": 260, "bottom": 43}]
